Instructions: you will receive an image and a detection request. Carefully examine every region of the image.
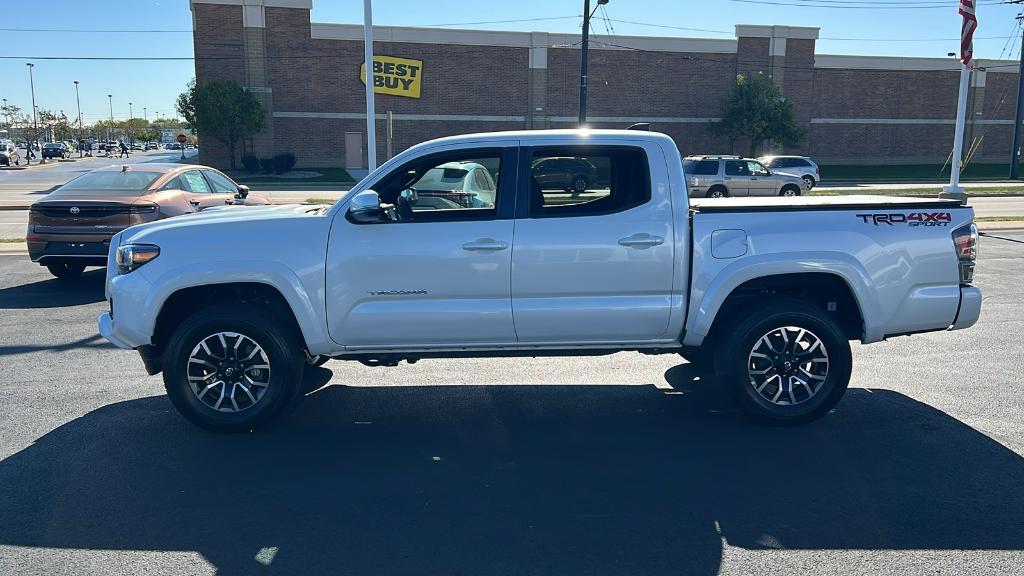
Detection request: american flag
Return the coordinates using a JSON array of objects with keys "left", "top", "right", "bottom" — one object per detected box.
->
[{"left": 959, "top": 0, "right": 977, "bottom": 68}]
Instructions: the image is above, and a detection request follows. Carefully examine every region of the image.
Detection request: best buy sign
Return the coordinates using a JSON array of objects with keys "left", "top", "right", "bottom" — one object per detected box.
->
[{"left": 359, "top": 56, "right": 423, "bottom": 99}]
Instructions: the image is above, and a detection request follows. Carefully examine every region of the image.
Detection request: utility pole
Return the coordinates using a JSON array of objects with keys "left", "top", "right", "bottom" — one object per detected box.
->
[
  {"left": 1011, "top": 12, "right": 1024, "bottom": 178},
  {"left": 363, "top": 0, "right": 377, "bottom": 171},
  {"left": 107, "top": 94, "right": 113, "bottom": 143},
  {"left": 73, "top": 81, "right": 83, "bottom": 157},
  {"left": 578, "top": 0, "right": 609, "bottom": 127},
  {"left": 129, "top": 102, "right": 134, "bottom": 147},
  {"left": 26, "top": 63, "right": 38, "bottom": 165}
]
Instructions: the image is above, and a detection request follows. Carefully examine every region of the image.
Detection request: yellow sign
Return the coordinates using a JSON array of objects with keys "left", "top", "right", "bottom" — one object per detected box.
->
[{"left": 359, "top": 56, "right": 423, "bottom": 99}]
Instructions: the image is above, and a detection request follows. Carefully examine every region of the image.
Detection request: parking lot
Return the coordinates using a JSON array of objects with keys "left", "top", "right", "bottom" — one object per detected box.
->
[{"left": 0, "top": 231, "right": 1021, "bottom": 575}]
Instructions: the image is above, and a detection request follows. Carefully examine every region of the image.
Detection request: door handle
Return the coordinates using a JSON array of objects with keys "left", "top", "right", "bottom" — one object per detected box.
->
[
  {"left": 462, "top": 238, "right": 508, "bottom": 251},
  {"left": 618, "top": 234, "right": 664, "bottom": 248}
]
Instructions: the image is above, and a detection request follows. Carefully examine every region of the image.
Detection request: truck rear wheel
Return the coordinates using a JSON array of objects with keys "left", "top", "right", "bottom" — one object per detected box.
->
[
  {"left": 162, "top": 304, "right": 305, "bottom": 432},
  {"left": 716, "top": 300, "right": 851, "bottom": 425}
]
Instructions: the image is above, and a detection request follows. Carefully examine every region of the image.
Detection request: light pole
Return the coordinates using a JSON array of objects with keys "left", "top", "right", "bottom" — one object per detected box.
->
[
  {"left": 107, "top": 94, "right": 113, "bottom": 144},
  {"left": 143, "top": 107, "right": 147, "bottom": 122},
  {"left": 73, "top": 81, "right": 83, "bottom": 157},
  {"left": 26, "top": 63, "right": 38, "bottom": 165},
  {"left": 128, "top": 102, "right": 134, "bottom": 147},
  {"left": 578, "top": 0, "right": 609, "bottom": 127}
]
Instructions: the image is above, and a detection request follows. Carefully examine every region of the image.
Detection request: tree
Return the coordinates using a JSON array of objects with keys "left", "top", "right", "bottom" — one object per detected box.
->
[
  {"left": 177, "top": 79, "right": 265, "bottom": 169},
  {"left": 1, "top": 104, "right": 21, "bottom": 129},
  {"left": 708, "top": 73, "right": 804, "bottom": 157},
  {"left": 151, "top": 117, "right": 186, "bottom": 130}
]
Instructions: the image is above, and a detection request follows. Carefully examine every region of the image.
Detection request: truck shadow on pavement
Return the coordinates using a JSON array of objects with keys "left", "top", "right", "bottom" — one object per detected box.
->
[
  {"left": 0, "top": 365, "right": 1022, "bottom": 575},
  {"left": 0, "top": 267, "right": 105, "bottom": 309}
]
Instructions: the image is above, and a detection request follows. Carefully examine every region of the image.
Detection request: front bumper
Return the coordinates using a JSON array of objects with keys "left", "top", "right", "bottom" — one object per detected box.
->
[
  {"left": 950, "top": 286, "right": 982, "bottom": 331},
  {"left": 98, "top": 311, "right": 133, "bottom": 349},
  {"left": 96, "top": 264, "right": 155, "bottom": 350}
]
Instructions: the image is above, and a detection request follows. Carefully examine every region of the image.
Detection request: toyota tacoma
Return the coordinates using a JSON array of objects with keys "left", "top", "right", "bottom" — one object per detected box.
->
[{"left": 97, "top": 130, "right": 981, "bottom": 431}]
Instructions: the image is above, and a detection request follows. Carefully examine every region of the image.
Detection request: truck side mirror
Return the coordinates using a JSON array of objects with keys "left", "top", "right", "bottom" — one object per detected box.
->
[{"left": 348, "top": 190, "right": 385, "bottom": 223}]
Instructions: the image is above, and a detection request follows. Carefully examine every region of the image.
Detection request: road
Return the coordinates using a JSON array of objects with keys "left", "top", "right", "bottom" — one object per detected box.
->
[
  {"left": 0, "top": 233, "right": 1022, "bottom": 575},
  {"left": 0, "top": 149, "right": 198, "bottom": 207}
]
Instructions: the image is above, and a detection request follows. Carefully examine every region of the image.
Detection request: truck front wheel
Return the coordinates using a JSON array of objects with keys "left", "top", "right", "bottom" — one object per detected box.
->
[
  {"left": 716, "top": 300, "right": 852, "bottom": 425},
  {"left": 162, "top": 304, "right": 305, "bottom": 432}
]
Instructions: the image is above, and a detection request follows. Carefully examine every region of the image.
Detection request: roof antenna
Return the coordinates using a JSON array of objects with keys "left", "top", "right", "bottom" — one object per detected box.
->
[{"left": 626, "top": 123, "right": 651, "bottom": 131}]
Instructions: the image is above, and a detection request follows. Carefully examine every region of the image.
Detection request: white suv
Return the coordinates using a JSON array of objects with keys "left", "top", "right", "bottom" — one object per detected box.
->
[{"left": 758, "top": 155, "right": 821, "bottom": 190}]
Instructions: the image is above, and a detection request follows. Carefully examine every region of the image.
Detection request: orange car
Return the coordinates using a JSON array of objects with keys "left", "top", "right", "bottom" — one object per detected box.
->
[{"left": 28, "top": 163, "right": 270, "bottom": 278}]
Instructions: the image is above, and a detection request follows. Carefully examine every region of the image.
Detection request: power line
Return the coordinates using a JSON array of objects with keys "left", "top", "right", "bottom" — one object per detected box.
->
[
  {"left": 0, "top": 16, "right": 582, "bottom": 34},
  {"left": 727, "top": 0, "right": 1004, "bottom": 7}
]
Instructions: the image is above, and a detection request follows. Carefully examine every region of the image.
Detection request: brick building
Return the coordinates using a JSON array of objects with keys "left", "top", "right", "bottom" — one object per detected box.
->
[{"left": 190, "top": 0, "right": 1019, "bottom": 170}]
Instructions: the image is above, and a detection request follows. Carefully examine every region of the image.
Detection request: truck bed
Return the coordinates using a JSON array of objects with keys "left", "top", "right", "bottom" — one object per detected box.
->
[{"left": 690, "top": 194, "right": 962, "bottom": 213}]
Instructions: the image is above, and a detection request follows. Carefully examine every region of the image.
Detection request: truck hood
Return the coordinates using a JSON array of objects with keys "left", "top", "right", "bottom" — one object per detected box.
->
[{"left": 117, "top": 203, "right": 329, "bottom": 246}]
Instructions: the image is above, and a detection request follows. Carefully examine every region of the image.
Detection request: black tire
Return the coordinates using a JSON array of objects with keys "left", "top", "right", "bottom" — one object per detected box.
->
[
  {"left": 706, "top": 186, "right": 729, "bottom": 198},
  {"left": 779, "top": 185, "right": 801, "bottom": 197},
  {"left": 570, "top": 175, "right": 589, "bottom": 194},
  {"left": 715, "top": 299, "right": 852, "bottom": 426},
  {"left": 46, "top": 262, "right": 86, "bottom": 279},
  {"left": 802, "top": 175, "right": 816, "bottom": 190},
  {"left": 162, "top": 304, "right": 305, "bottom": 432}
]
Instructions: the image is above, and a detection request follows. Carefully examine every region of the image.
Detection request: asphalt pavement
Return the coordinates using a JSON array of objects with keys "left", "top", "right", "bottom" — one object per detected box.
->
[{"left": 0, "top": 233, "right": 1022, "bottom": 575}]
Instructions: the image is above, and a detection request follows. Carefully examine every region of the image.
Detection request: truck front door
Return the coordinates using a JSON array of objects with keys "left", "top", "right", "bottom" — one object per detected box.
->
[
  {"left": 511, "top": 143, "right": 676, "bottom": 343},
  {"left": 325, "top": 146, "right": 519, "bottom": 349}
]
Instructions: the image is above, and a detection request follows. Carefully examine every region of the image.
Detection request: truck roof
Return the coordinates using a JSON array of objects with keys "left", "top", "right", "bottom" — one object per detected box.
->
[{"left": 406, "top": 129, "right": 676, "bottom": 150}]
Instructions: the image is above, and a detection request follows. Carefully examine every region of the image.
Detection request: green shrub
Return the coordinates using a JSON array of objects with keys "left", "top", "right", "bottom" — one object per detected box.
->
[{"left": 272, "top": 152, "right": 296, "bottom": 174}]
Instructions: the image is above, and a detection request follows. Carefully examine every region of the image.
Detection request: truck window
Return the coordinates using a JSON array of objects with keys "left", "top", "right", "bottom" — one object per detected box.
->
[
  {"left": 528, "top": 146, "right": 649, "bottom": 217},
  {"left": 372, "top": 149, "right": 503, "bottom": 220}
]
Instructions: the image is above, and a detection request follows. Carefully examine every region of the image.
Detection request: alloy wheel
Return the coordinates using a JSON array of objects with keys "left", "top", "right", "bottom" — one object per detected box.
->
[
  {"left": 187, "top": 331, "right": 271, "bottom": 413},
  {"left": 747, "top": 326, "right": 829, "bottom": 406}
]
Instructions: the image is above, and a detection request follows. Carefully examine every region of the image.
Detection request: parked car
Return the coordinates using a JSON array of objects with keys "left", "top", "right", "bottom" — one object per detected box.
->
[
  {"left": 131, "top": 143, "right": 144, "bottom": 151},
  {"left": 27, "top": 163, "right": 270, "bottom": 279},
  {"left": 409, "top": 161, "right": 498, "bottom": 207},
  {"left": 531, "top": 156, "right": 599, "bottom": 194},
  {"left": 41, "top": 142, "right": 70, "bottom": 159},
  {"left": 758, "top": 155, "right": 821, "bottom": 190},
  {"left": 145, "top": 142, "right": 159, "bottom": 150},
  {"left": 682, "top": 155, "right": 805, "bottom": 198},
  {"left": 62, "top": 140, "right": 77, "bottom": 153},
  {"left": 98, "top": 129, "right": 981, "bottom": 432},
  {"left": 0, "top": 141, "right": 22, "bottom": 166}
]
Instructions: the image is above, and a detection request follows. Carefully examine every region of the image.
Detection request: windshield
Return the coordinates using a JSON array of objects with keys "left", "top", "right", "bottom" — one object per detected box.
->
[{"left": 56, "top": 171, "right": 162, "bottom": 196}]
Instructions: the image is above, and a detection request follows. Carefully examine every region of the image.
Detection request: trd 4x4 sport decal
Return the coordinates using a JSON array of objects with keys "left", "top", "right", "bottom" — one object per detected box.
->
[{"left": 856, "top": 212, "right": 952, "bottom": 227}]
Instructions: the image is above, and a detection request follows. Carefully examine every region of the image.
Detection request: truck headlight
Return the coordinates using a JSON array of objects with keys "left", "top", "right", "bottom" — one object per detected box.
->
[{"left": 116, "top": 244, "right": 160, "bottom": 274}]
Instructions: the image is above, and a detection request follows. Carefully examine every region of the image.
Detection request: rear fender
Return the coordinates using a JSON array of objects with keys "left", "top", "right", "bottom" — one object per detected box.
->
[{"left": 682, "top": 252, "right": 882, "bottom": 347}]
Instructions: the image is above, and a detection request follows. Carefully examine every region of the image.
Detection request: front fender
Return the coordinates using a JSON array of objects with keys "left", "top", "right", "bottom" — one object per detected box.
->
[
  {"left": 139, "top": 260, "right": 334, "bottom": 355},
  {"left": 682, "top": 251, "right": 883, "bottom": 347}
]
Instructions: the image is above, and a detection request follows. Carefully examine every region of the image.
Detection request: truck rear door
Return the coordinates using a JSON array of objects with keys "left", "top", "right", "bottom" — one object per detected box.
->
[{"left": 510, "top": 143, "right": 676, "bottom": 343}]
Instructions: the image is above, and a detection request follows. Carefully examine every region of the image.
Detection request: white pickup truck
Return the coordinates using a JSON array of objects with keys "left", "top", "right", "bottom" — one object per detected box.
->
[{"left": 98, "top": 129, "right": 981, "bottom": 431}]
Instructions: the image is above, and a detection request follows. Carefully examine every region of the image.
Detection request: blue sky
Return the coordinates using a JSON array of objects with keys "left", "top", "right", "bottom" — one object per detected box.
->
[{"left": 2, "top": 0, "right": 1022, "bottom": 127}]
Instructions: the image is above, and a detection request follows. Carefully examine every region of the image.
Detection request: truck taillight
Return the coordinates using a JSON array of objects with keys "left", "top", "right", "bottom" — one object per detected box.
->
[{"left": 952, "top": 223, "right": 978, "bottom": 284}]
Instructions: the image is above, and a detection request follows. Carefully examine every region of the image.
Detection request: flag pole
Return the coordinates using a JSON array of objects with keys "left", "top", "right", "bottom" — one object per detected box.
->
[
  {"left": 363, "top": 0, "right": 377, "bottom": 172},
  {"left": 943, "top": 62, "right": 971, "bottom": 198},
  {"left": 943, "top": 0, "right": 976, "bottom": 202}
]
